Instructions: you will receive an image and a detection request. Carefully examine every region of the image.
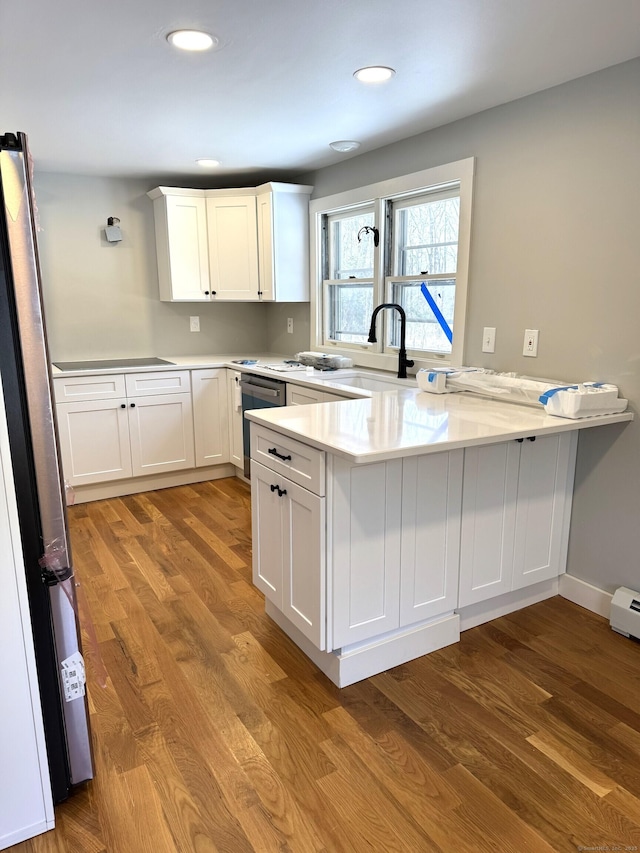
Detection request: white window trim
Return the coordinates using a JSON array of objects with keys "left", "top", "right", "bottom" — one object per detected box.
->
[{"left": 309, "top": 157, "right": 475, "bottom": 373}]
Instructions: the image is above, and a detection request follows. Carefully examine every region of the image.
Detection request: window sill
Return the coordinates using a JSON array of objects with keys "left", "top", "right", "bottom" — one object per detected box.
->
[{"left": 317, "top": 343, "right": 453, "bottom": 375}]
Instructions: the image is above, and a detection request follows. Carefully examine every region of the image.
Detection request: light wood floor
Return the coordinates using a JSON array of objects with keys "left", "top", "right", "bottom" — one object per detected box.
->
[{"left": 13, "top": 479, "right": 640, "bottom": 852}]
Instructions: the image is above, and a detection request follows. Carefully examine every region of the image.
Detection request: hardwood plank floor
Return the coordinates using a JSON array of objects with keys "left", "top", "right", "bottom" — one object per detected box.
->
[{"left": 12, "top": 479, "right": 640, "bottom": 852}]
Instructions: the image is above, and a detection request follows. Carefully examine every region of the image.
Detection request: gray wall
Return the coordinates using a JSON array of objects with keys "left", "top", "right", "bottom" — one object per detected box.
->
[
  {"left": 300, "top": 58, "right": 640, "bottom": 593},
  {"left": 35, "top": 173, "right": 270, "bottom": 360}
]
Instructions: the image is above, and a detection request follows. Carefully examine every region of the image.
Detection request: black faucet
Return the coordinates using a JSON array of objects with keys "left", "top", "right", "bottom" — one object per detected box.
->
[{"left": 367, "top": 303, "right": 415, "bottom": 379}]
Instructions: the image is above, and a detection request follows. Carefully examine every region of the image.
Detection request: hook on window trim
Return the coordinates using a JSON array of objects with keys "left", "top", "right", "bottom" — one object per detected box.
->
[{"left": 357, "top": 225, "right": 379, "bottom": 247}]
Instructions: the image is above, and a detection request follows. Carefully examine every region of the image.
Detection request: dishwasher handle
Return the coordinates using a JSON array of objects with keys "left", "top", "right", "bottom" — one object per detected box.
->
[{"left": 240, "top": 381, "right": 281, "bottom": 402}]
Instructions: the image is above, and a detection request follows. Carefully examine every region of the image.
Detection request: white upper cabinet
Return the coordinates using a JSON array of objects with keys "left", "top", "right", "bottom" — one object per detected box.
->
[
  {"left": 148, "top": 188, "right": 210, "bottom": 302},
  {"left": 206, "top": 194, "right": 259, "bottom": 300},
  {"left": 148, "top": 183, "right": 312, "bottom": 302},
  {"left": 256, "top": 184, "right": 312, "bottom": 302}
]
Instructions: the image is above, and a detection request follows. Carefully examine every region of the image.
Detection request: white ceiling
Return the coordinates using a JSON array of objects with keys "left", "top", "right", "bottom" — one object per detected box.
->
[{"left": 1, "top": 0, "right": 639, "bottom": 182}]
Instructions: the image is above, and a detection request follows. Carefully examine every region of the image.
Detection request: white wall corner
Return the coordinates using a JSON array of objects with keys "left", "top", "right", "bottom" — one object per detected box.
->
[{"left": 559, "top": 574, "right": 613, "bottom": 619}]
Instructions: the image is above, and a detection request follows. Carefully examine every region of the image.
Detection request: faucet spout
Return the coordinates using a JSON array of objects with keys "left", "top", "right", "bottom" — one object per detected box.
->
[{"left": 367, "top": 303, "right": 415, "bottom": 379}]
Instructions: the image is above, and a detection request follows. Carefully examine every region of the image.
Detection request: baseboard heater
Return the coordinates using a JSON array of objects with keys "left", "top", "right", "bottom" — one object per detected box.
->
[{"left": 610, "top": 587, "right": 640, "bottom": 640}]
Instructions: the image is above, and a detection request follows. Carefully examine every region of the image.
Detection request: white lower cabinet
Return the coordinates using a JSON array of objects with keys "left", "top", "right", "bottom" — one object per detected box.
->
[
  {"left": 251, "top": 460, "right": 325, "bottom": 648},
  {"left": 56, "top": 397, "right": 133, "bottom": 484},
  {"left": 227, "top": 370, "right": 244, "bottom": 468},
  {"left": 286, "top": 384, "right": 350, "bottom": 406},
  {"left": 250, "top": 423, "right": 577, "bottom": 686},
  {"left": 400, "top": 451, "right": 463, "bottom": 626},
  {"left": 55, "top": 371, "right": 195, "bottom": 486},
  {"left": 192, "top": 368, "right": 230, "bottom": 467},
  {"left": 331, "top": 458, "right": 403, "bottom": 647},
  {"left": 127, "top": 392, "right": 194, "bottom": 476},
  {"left": 459, "top": 433, "right": 577, "bottom": 607},
  {"left": 330, "top": 451, "right": 463, "bottom": 649}
]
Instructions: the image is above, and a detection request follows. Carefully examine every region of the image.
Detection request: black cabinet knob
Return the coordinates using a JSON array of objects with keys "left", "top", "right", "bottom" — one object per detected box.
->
[
  {"left": 204, "top": 290, "right": 210, "bottom": 295},
  {"left": 120, "top": 404, "right": 126, "bottom": 409},
  {"left": 211, "top": 291, "right": 217, "bottom": 296},
  {"left": 130, "top": 403, "right": 136, "bottom": 408}
]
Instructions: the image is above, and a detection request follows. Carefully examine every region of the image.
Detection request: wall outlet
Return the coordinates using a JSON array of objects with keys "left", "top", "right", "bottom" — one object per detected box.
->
[
  {"left": 190, "top": 316, "right": 200, "bottom": 333},
  {"left": 482, "top": 327, "right": 496, "bottom": 353},
  {"left": 287, "top": 317, "right": 294, "bottom": 334},
  {"left": 523, "top": 328, "right": 539, "bottom": 357}
]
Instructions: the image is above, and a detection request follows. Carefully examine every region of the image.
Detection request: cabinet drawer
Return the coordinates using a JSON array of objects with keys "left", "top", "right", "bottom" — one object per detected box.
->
[
  {"left": 250, "top": 424, "right": 325, "bottom": 496},
  {"left": 286, "top": 385, "right": 325, "bottom": 406},
  {"left": 124, "top": 370, "right": 191, "bottom": 397},
  {"left": 53, "top": 374, "right": 126, "bottom": 402}
]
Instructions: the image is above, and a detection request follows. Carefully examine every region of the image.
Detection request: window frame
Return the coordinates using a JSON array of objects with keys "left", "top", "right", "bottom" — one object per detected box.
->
[{"left": 310, "top": 158, "right": 474, "bottom": 372}]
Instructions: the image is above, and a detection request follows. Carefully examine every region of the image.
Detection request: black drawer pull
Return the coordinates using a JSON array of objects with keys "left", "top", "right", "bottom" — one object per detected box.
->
[
  {"left": 268, "top": 447, "right": 291, "bottom": 462},
  {"left": 269, "top": 484, "right": 287, "bottom": 497},
  {"left": 278, "top": 488, "right": 287, "bottom": 497},
  {"left": 270, "top": 483, "right": 279, "bottom": 492},
  {"left": 516, "top": 438, "right": 523, "bottom": 443},
  {"left": 527, "top": 436, "right": 536, "bottom": 442}
]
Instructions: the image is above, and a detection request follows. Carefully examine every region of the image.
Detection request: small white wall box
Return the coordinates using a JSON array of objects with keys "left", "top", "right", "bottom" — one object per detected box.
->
[
  {"left": 610, "top": 587, "right": 640, "bottom": 640},
  {"left": 105, "top": 217, "right": 122, "bottom": 242}
]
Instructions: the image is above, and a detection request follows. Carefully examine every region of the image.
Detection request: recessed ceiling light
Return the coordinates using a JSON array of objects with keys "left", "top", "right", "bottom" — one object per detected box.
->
[
  {"left": 196, "top": 158, "right": 221, "bottom": 168},
  {"left": 329, "top": 140, "right": 361, "bottom": 153},
  {"left": 354, "top": 66, "right": 395, "bottom": 84},
  {"left": 167, "top": 30, "right": 217, "bottom": 52}
]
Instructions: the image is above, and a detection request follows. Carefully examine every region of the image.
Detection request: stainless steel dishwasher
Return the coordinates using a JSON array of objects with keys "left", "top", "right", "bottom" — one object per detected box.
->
[{"left": 240, "top": 373, "right": 286, "bottom": 478}]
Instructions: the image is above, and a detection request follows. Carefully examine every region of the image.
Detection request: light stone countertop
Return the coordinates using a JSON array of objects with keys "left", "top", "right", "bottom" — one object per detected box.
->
[
  {"left": 246, "top": 387, "right": 634, "bottom": 464},
  {"left": 49, "top": 353, "right": 379, "bottom": 399},
  {"left": 49, "top": 354, "right": 633, "bottom": 463}
]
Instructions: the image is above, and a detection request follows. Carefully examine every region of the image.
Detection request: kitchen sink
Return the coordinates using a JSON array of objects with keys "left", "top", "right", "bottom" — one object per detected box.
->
[{"left": 318, "top": 370, "right": 418, "bottom": 393}]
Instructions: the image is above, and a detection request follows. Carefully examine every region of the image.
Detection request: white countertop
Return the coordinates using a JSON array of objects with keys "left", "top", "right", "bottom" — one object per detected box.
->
[
  {"left": 50, "top": 353, "right": 633, "bottom": 462},
  {"left": 246, "top": 387, "right": 633, "bottom": 463},
  {"left": 49, "top": 353, "right": 378, "bottom": 399}
]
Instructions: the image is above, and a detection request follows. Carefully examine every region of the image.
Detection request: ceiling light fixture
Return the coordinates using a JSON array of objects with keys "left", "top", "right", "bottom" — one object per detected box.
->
[
  {"left": 329, "top": 140, "right": 361, "bottom": 153},
  {"left": 167, "top": 30, "right": 217, "bottom": 52},
  {"left": 353, "top": 66, "right": 395, "bottom": 84},
  {"left": 196, "top": 158, "right": 221, "bottom": 168}
]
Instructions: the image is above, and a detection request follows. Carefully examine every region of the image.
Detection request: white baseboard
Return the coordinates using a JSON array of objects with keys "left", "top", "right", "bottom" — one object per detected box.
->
[
  {"left": 70, "top": 463, "right": 237, "bottom": 503},
  {"left": 559, "top": 573, "right": 613, "bottom": 619},
  {"left": 457, "top": 578, "right": 559, "bottom": 632},
  {"left": 265, "top": 601, "right": 459, "bottom": 687}
]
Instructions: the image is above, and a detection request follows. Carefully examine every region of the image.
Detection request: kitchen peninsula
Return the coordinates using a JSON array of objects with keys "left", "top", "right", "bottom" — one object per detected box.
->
[{"left": 246, "top": 391, "right": 632, "bottom": 686}]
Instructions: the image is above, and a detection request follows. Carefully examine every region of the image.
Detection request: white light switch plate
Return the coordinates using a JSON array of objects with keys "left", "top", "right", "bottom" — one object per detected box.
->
[
  {"left": 523, "top": 329, "right": 539, "bottom": 357},
  {"left": 482, "top": 327, "right": 496, "bottom": 353},
  {"left": 190, "top": 316, "right": 200, "bottom": 333}
]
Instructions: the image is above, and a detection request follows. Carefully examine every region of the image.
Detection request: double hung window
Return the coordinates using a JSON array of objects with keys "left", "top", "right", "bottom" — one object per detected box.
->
[{"left": 311, "top": 158, "right": 474, "bottom": 370}]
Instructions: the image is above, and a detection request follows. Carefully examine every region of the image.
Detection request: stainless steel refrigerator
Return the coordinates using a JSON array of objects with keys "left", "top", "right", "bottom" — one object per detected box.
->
[{"left": 0, "top": 131, "right": 93, "bottom": 802}]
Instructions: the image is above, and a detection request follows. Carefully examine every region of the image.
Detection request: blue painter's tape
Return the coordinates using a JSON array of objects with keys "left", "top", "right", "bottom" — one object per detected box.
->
[{"left": 420, "top": 283, "right": 453, "bottom": 344}]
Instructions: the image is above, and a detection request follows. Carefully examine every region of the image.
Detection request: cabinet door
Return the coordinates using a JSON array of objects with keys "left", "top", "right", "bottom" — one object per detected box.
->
[
  {"left": 286, "top": 384, "right": 325, "bottom": 406},
  {"left": 256, "top": 192, "right": 274, "bottom": 301},
  {"left": 331, "top": 458, "right": 402, "bottom": 649},
  {"left": 56, "top": 398, "right": 132, "bottom": 485},
  {"left": 282, "top": 474, "right": 326, "bottom": 649},
  {"left": 161, "top": 194, "right": 211, "bottom": 301},
  {"left": 400, "top": 451, "right": 463, "bottom": 625},
  {"left": 192, "top": 369, "right": 230, "bottom": 467},
  {"left": 512, "top": 433, "right": 576, "bottom": 590},
  {"left": 256, "top": 186, "right": 311, "bottom": 302},
  {"left": 127, "top": 393, "right": 195, "bottom": 476},
  {"left": 251, "top": 460, "right": 284, "bottom": 607},
  {"left": 251, "top": 461, "right": 326, "bottom": 649},
  {"left": 459, "top": 442, "right": 520, "bottom": 607},
  {"left": 206, "top": 196, "right": 259, "bottom": 300},
  {"left": 227, "top": 371, "right": 244, "bottom": 468}
]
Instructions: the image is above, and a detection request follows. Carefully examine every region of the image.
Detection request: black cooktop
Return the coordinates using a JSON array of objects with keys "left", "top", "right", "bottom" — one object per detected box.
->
[{"left": 53, "top": 357, "right": 175, "bottom": 371}]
